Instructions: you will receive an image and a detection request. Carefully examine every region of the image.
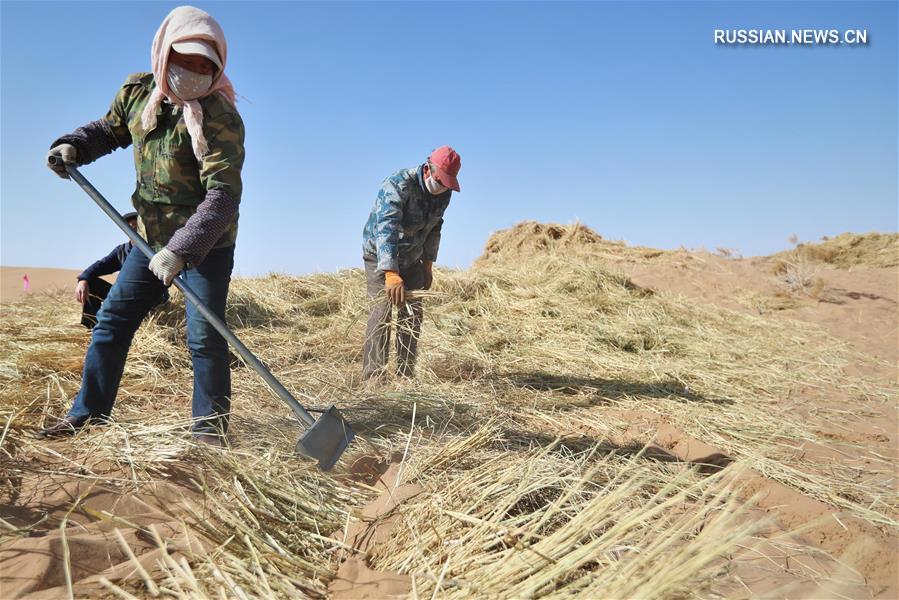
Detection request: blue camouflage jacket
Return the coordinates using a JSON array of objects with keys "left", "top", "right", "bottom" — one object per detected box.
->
[{"left": 362, "top": 164, "right": 451, "bottom": 272}]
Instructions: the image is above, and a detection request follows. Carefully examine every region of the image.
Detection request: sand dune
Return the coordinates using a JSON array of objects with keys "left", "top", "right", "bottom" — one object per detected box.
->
[{"left": 1, "top": 267, "right": 82, "bottom": 303}]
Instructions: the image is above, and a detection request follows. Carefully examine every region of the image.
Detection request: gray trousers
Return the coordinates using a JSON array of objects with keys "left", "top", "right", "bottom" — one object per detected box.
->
[{"left": 363, "top": 256, "right": 425, "bottom": 378}]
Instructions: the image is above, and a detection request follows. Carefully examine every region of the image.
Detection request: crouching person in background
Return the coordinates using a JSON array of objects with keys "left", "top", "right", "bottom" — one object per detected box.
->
[
  {"left": 361, "top": 146, "right": 462, "bottom": 380},
  {"left": 76, "top": 212, "right": 169, "bottom": 329}
]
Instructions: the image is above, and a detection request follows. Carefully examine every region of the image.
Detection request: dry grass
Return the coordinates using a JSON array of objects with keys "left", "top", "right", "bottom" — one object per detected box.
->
[
  {"left": 733, "top": 289, "right": 801, "bottom": 313},
  {"left": 1, "top": 222, "right": 895, "bottom": 597},
  {"left": 477, "top": 221, "right": 668, "bottom": 265},
  {"left": 771, "top": 259, "right": 825, "bottom": 297},
  {"left": 371, "top": 436, "right": 757, "bottom": 599},
  {"left": 773, "top": 232, "right": 899, "bottom": 269}
]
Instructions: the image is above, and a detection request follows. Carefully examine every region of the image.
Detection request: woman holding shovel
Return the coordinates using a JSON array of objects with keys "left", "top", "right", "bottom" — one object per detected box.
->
[{"left": 39, "top": 5, "right": 244, "bottom": 446}]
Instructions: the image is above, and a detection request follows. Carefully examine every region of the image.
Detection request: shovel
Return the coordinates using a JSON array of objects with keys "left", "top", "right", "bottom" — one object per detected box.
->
[{"left": 51, "top": 159, "right": 355, "bottom": 470}]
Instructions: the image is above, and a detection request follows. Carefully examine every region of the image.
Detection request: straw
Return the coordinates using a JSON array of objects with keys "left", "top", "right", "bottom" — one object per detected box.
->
[{"left": 1, "top": 223, "right": 895, "bottom": 597}]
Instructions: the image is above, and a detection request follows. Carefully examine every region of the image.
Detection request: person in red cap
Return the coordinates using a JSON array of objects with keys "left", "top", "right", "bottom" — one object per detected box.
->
[{"left": 361, "top": 146, "right": 462, "bottom": 379}]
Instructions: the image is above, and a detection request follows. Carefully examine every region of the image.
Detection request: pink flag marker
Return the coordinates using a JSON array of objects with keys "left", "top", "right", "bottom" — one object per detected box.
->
[{"left": 23, "top": 274, "right": 30, "bottom": 292}]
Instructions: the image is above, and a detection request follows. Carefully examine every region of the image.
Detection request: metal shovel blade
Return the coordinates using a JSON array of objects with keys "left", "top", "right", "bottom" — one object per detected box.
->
[{"left": 295, "top": 405, "right": 355, "bottom": 470}]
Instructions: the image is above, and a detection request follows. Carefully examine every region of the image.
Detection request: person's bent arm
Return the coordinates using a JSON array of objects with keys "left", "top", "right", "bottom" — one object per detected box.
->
[
  {"left": 373, "top": 179, "right": 406, "bottom": 304},
  {"left": 50, "top": 120, "right": 123, "bottom": 168},
  {"left": 374, "top": 179, "right": 404, "bottom": 273},
  {"left": 421, "top": 217, "right": 443, "bottom": 290},
  {"left": 47, "top": 75, "right": 138, "bottom": 175},
  {"left": 78, "top": 244, "right": 128, "bottom": 281}
]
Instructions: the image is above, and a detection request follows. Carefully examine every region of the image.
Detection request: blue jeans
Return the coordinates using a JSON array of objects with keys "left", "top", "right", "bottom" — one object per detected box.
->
[{"left": 69, "top": 245, "right": 235, "bottom": 434}]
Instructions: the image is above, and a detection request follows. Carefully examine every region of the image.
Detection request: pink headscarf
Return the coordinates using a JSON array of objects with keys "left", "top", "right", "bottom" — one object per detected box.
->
[{"left": 140, "top": 6, "right": 237, "bottom": 160}]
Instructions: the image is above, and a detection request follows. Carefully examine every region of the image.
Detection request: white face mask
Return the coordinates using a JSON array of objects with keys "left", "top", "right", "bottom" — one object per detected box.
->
[
  {"left": 425, "top": 173, "right": 448, "bottom": 195},
  {"left": 166, "top": 62, "right": 213, "bottom": 101}
]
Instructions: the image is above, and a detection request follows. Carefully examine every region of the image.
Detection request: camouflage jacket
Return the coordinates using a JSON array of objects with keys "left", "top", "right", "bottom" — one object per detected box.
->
[
  {"left": 362, "top": 165, "right": 451, "bottom": 272},
  {"left": 59, "top": 73, "right": 245, "bottom": 252}
]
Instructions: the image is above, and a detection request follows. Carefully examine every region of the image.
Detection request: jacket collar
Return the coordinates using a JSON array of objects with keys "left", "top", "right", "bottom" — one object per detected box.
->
[{"left": 416, "top": 163, "right": 427, "bottom": 193}]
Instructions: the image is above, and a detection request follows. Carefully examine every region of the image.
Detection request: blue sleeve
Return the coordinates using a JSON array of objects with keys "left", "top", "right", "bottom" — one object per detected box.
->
[
  {"left": 78, "top": 245, "right": 127, "bottom": 280},
  {"left": 374, "top": 179, "right": 404, "bottom": 272}
]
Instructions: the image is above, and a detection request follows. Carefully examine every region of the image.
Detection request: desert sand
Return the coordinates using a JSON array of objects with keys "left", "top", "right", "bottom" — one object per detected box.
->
[
  {"left": 1, "top": 267, "right": 82, "bottom": 303},
  {"left": 1, "top": 225, "right": 896, "bottom": 598}
]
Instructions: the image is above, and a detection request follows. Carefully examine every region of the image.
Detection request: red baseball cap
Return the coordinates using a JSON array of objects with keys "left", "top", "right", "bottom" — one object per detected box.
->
[{"left": 428, "top": 146, "right": 462, "bottom": 192}]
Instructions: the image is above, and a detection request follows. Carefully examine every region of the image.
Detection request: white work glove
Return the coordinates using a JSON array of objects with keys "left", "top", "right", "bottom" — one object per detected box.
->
[
  {"left": 148, "top": 248, "right": 186, "bottom": 286},
  {"left": 47, "top": 144, "right": 77, "bottom": 179}
]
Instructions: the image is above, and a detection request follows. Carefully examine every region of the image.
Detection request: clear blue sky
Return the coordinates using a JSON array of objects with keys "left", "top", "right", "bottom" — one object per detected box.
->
[{"left": 2, "top": 1, "right": 896, "bottom": 276}]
